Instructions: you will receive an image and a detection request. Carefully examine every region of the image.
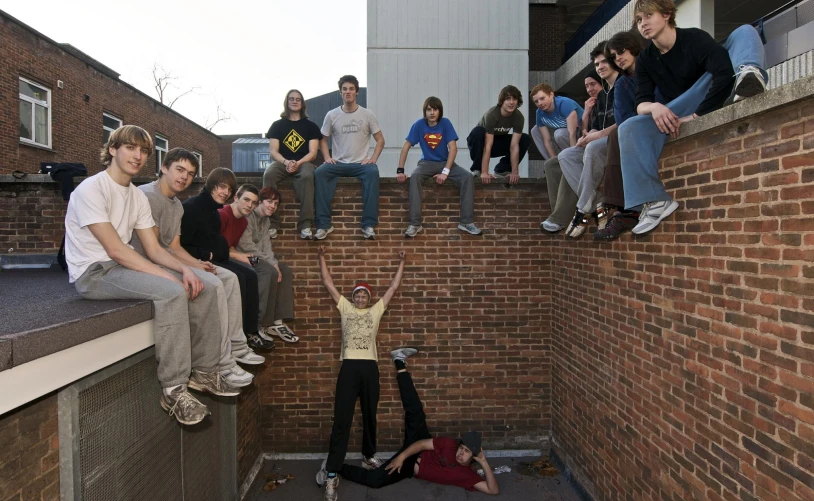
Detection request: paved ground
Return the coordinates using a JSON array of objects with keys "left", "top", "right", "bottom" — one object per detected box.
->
[{"left": 246, "top": 457, "right": 583, "bottom": 501}]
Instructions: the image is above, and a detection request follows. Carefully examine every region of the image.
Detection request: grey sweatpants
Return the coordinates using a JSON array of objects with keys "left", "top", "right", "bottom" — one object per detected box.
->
[
  {"left": 543, "top": 157, "right": 579, "bottom": 226},
  {"left": 408, "top": 161, "right": 474, "bottom": 226},
  {"left": 558, "top": 136, "right": 609, "bottom": 214},
  {"left": 192, "top": 266, "right": 247, "bottom": 372},
  {"left": 531, "top": 126, "right": 572, "bottom": 161},
  {"left": 254, "top": 260, "right": 295, "bottom": 326},
  {"left": 262, "top": 161, "right": 316, "bottom": 231},
  {"left": 75, "top": 261, "right": 221, "bottom": 387}
]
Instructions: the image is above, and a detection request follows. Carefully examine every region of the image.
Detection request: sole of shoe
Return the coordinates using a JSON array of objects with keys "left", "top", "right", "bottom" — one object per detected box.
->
[
  {"left": 316, "top": 459, "right": 328, "bottom": 487},
  {"left": 632, "top": 200, "right": 679, "bottom": 235},
  {"left": 390, "top": 347, "right": 419, "bottom": 361},
  {"left": 188, "top": 378, "right": 241, "bottom": 397},
  {"left": 734, "top": 73, "right": 765, "bottom": 100},
  {"left": 541, "top": 222, "right": 564, "bottom": 234},
  {"left": 300, "top": 232, "right": 313, "bottom": 240},
  {"left": 362, "top": 229, "right": 376, "bottom": 240},
  {"left": 457, "top": 224, "right": 482, "bottom": 235},
  {"left": 224, "top": 377, "right": 253, "bottom": 388},
  {"left": 233, "top": 354, "right": 265, "bottom": 365},
  {"left": 160, "top": 400, "right": 206, "bottom": 426}
]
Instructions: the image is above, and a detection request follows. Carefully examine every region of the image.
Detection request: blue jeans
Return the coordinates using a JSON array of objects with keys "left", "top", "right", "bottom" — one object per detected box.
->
[
  {"left": 314, "top": 162, "right": 380, "bottom": 229},
  {"left": 620, "top": 25, "right": 767, "bottom": 210}
]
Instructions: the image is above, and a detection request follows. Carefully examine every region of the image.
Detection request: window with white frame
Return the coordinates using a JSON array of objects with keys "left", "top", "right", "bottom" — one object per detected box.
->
[
  {"left": 154, "top": 135, "right": 168, "bottom": 175},
  {"left": 102, "top": 113, "right": 122, "bottom": 145},
  {"left": 19, "top": 77, "right": 51, "bottom": 148},
  {"left": 192, "top": 151, "right": 203, "bottom": 177}
]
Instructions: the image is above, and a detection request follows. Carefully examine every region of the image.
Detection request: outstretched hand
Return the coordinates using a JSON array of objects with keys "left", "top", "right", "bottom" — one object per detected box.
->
[
  {"left": 398, "top": 250, "right": 406, "bottom": 261},
  {"left": 317, "top": 245, "right": 326, "bottom": 257}
]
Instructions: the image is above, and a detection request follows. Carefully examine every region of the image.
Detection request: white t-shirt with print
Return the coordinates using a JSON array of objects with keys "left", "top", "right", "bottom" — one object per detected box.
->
[
  {"left": 321, "top": 106, "right": 382, "bottom": 164},
  {"left": 64, "top": 171, "right": 155, "bottom": 282}
]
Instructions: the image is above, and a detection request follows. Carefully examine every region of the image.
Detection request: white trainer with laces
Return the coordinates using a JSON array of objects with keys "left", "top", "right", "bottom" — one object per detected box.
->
[
  {"left": 733, "top": 65, "right": 766, "bottom": 102},
  {"left": 361, "top": 456, "right": 384, "bottom": 470},
  {"left": 632, "top": 199, "right": 679, "bottom": 235}
]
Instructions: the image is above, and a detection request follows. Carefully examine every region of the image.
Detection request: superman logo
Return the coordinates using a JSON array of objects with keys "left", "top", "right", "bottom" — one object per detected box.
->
[{"left": 423, "top": 133, "right": 442, "bottom": 150}]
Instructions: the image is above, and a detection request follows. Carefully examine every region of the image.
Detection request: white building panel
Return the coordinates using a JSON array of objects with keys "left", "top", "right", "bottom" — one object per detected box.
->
[
  {"left": 368, "top": 0, "right": 528, "bottom": 50},
  {"left": 368, "top": 0, "right": 529, "bottom": 177}
]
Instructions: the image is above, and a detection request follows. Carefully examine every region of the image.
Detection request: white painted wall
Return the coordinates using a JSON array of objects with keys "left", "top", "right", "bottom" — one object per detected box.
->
[
  {"left": 367, "top": 0, "right": 530, "bottom": 177},
  {"left": 675, "top": 0, "right": 715, "bottom": 37}
]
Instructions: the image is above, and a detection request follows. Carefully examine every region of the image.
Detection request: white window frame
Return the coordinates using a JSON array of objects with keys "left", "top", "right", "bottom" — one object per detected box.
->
[
  {"left": 102, "top": 113, "right": 122, "bottom": 145},
  {"left": 192, "top": 151, "right": 203, "bottom": 177},
  {"left": 19, "top": 77, "right": 52, "bottom": 148},
  {"left": 154, "top": 135, "right": 168, "bottom": 175}
]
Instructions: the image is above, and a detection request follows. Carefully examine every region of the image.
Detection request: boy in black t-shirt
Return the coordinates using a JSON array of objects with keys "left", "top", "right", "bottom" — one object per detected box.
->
[
  {"left": 466, "top": 85, "right": 531, "bottom": 185},
  {"left": 619, "top": 0, "right": 766, "bottom": 235},
  {"left": 263, "top": 89, "right": 322, "bottom": 240}
]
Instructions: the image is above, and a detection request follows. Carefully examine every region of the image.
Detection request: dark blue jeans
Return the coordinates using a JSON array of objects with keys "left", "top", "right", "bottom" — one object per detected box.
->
[{"left": 314, "top": 162, "right": 380, "bottom": 229}]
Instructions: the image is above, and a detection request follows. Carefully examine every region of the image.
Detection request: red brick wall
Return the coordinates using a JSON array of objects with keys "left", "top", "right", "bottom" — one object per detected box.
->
[
  {"left": 259, "top": 180, "right": 553, "bottom": 452},
  {"left": 0, "top": 395, "right": 59, "bottom": 501},
  {"left": 550, "top": 100, "right": 814, "bottom": 501},
  {"left": 0, "top": 13, "right": 221, "bottom": 177}
]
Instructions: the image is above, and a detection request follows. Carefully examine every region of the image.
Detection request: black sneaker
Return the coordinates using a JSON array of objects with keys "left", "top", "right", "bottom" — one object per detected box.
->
[
  {"left": 247, "top": 331, "right": 275, "bottom": 352},
  {"left": 593, "top": 211, "right": 638, "bottom": 241}
]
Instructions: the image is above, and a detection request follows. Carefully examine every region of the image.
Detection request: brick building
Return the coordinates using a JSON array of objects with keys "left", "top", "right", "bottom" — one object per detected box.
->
[{"left": 1, "top": 9, "right": 221, "bottom": 178}]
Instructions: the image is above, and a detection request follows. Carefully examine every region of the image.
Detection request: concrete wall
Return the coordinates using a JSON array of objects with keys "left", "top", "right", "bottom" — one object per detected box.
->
[{"left": 367, "top": 0, "right": 530, "bottom": 177}]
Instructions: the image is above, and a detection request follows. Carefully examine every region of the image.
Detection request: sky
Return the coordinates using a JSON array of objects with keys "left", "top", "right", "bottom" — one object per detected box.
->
[{"left": 2, "top": 0, "right": 368, "bottom": 135}]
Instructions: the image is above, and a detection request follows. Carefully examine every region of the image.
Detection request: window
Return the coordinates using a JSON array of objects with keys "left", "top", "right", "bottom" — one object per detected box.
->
[
  {"left": 154, "top": 135, "right": 168, "bottom": 175},
  {"left": 258, "top": 152, "right": 271, "bottom": 172},
  {"left": 19, "top": 77, "right": 51, "bottom": 148},
  {"left": 102, "top": 113, "right": 122, "bottom": 144},
  {"left": 192, "top": 151, "right": 203, "bottom": 177}
]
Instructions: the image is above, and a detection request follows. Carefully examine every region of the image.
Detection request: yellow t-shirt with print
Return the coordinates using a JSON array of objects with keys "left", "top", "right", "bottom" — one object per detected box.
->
[{"left": 337, "top": 296, "right": 386, "bottom": 361}]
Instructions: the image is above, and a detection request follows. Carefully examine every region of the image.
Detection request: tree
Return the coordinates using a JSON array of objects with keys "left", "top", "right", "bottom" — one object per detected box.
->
[
  {"left": 205, "top": 104, "right": 232, "bottom": 132},
  {"left": 152, "top": 64, "right": 198, "bottom": 109}
]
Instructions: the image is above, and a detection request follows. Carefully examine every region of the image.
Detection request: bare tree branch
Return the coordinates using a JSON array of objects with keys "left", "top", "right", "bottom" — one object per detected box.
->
[
  {"left": 168, "top": 87, "right": 199, "bottom": 108},
  {"left": 152, "top": 63, "right": 198, "bottom": 109},
  {"left": 205, "top": 104, "right": 232, "bottom": 131}
]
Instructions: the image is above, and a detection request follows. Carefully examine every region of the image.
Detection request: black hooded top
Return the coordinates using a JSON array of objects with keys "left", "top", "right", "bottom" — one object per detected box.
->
[{"left": 180, "top": 190, "right": 230, "bottom": 262}]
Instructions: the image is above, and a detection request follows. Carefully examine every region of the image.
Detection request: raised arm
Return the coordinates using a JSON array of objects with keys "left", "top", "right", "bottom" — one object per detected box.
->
[
  {"left": 381, "top": 251, "right": 406, "bottom": 307},
  {"left": 317, "top": 245, "right": 341, "bottom": 303}
]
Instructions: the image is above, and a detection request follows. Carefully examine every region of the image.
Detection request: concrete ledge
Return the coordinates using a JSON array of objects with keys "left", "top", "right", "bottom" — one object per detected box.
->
[{"left": 677, "top": 74, "right": 814, "bottom": 140}]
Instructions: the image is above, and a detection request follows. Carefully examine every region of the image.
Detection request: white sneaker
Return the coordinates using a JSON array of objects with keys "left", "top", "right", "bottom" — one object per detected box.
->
[
  {"left": 324, "top": 476, "right": 338, "bottom": 501},
  {"left": 734, "top": 65, "right": 766, "bottom": 102},
  {"left": 315, "top": 227, "right": 334, "bottom": 240},
  {"left": 541, "top": 220, "right": 564, "bottom": 233},
  {"left": 221, "top": 366, "right": 253, "bottom": 387},
  {"left": 404, "top": 225, "right": 423, "bottom": 238},
  {"left": 361, "top": 226, "right": 376, "bottom": 239},
  {"left": 457, "top": 223, "right": 482, "bottom": 235},
  {"left": 632, "top": 199, "right": 679, "bottom": 235},
  {"left": 300, "top": 228, "right": 313, "bottom": 240},
  {"left": 258, "top": 326, "right": 276, "bottom": 343},
  {"left": 268, "top": 228, "right": 278, "bottom": 239},
  {"left": 472, "top": 170, "right": 481, "bottom": 177},
  {"left": 361, "top": 456, "right": 384, "bottom": 470},
  {"left": 316, "top": 459, "right": 328, "bottom": 487},
  {"left": 232, "top": 347, "right": 265, "bottom": 365}
]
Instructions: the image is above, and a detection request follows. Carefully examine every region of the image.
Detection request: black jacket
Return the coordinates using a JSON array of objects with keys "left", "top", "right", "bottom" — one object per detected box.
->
[{"left": 180, "top": 191, "right": 230, "bottom": 262}]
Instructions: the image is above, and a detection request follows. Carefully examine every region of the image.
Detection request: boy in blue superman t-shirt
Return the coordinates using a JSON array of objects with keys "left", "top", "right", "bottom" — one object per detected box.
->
[{"left": 396, "top": 97, "right": 481, "bottom": 238}]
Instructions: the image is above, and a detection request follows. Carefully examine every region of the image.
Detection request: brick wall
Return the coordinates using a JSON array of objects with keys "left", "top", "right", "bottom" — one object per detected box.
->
[
  {"left": 0, "top": 13, "right": 221, "bottom": 177},
  {"left": 529, "top": 4, "right": 567, "bottom": 71},
  {"left": 550, "top": 100, "right": 814, "bottom": 501},
  {"left": 0, "top": 395, "right": 59, "bottom": 501},
  {"left": 258, "top": 180, "right": 553, "bottom": 452},
  {"left": 236, "top": 382, "right": 261, "bottom": 488}
]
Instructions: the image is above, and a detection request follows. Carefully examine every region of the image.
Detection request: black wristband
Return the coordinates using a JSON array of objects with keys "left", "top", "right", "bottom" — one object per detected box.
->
[{"left": 396, "top": 167, "right": 405, "bottom": 174}]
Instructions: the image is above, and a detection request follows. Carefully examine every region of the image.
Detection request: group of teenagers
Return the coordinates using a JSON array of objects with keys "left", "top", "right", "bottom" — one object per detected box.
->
[
  {"left": 62, "top": 122, "right": 497, "bottom": 498},
  {"left": 61, "top": 0, "right": 770, "bottom": 498}
]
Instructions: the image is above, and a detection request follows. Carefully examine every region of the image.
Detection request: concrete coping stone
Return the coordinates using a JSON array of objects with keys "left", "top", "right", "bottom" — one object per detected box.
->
[{"left": 675, "top": 74, "right": 814, "bottom": 140}]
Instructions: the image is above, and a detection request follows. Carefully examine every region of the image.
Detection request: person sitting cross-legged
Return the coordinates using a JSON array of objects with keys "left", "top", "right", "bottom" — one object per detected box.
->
[
  {"left": 316, "top": 348, "right": 500, "bottom": 499},
  {"left": 396, "top": 96, "right": 481, "bottom": 238}
]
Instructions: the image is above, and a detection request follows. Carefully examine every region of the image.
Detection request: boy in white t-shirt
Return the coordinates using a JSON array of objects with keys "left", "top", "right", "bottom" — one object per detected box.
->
[
  {"left": 65, "top": 125, "right": 238, "bottom": 426},
  {"left": 314, "top": 75, "right": 385, "bottom": 241}
]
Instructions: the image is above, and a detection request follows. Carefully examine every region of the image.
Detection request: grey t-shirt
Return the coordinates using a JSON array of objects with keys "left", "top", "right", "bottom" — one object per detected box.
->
[
  {"left": 321, "top": 105, "right": 382, "bottom": 163},
  {"left": 478, "top": 106, "right": 525, "bottom": 136},
  {"left": 130, "top": 181, "right": 183, "bottom": 253}
]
